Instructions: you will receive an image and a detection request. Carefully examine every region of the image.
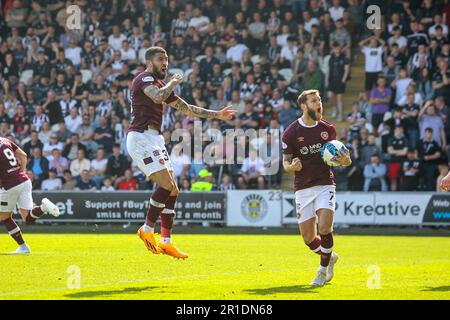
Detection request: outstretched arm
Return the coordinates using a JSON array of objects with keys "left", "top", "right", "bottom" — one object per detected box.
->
[{"left": 168, "top": 96, "right": 237, "bottom": 120}]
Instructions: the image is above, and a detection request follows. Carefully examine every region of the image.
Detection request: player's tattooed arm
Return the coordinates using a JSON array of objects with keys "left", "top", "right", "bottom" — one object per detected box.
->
[
  {"left": 143, "top": 83, "right": 178, "bottom": 104},
  {"left": 143, "top": 73, "right": 183, "bottom": 104},
  {"left": 283, "top": 154, "right": 302, "bottom": 172},
  {"left": 169, "top": 97, "right": 237, "bottom": 120}
]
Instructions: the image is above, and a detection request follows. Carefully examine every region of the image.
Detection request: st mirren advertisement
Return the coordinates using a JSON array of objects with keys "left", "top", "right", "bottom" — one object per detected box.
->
[{"left": 32, "top": 191, "right": 226, "bottom": 222}]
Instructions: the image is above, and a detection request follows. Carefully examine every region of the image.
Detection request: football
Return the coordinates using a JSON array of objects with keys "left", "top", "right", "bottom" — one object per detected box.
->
[{"left": 321, "top": 140, "right": 348, "bottom": 167}]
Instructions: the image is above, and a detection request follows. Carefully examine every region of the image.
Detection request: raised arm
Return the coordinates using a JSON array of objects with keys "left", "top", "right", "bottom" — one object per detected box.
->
[
  {"left": 143, "top": 74, "right": 182, "bottom": 104},
  {"left": 168, "top": 96, "right": 236, "bottom": 120}
]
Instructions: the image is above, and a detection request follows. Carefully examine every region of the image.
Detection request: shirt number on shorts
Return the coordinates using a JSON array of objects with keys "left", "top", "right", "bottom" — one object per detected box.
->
[{"left": 3, "top": 148, "right": 17, "bottom": 166}]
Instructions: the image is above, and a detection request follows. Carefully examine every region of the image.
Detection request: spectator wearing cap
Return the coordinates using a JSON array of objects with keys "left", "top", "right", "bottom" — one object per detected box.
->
[
  {"left": 191, "top": 168, "right": 215, "bottom": 191},
  {"left": 41, "top": 167, "right": 62, "bottom": 191},
  {"left": 417, "top": 127, "right": 442, "bottom": 191}
]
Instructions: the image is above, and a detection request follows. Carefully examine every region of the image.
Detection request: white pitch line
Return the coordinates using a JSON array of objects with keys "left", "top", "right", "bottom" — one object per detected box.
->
[{"left": 0, "top": 259, "right": 449, "bottom": 298}]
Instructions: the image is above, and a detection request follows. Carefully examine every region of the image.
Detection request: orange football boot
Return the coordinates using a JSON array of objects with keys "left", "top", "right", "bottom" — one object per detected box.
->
[
  {"left": 138, "top": 226, "right": 160, "bottom": 254},
  {"left": 158, "top": 242, "right": 189, "bottom": 259}
]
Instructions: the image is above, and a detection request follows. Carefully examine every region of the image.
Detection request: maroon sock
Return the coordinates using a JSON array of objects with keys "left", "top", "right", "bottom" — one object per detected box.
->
[
  {"left": 306, "top": 236, "right": 322, "bottom": 255},
  {"left": 160, "top": 195, "right": 177, "bottom": 237},
  {"left": 25, "top": 205, "right": 44, "bottom": 224},
  {"left": 160, "top": 211, "right": 175, "bottom": 237},
  {"left": 165, "top": 195, "right": 177, "bottom": 210},
  {"left": 145, "top": 187, "right": 171, "bottom": 227},
  {"left": 320, "top": 232, "right": 334, "bottom": 267},
  {"left": 3, "top": 217, "right": 25, "bottom": 245}
]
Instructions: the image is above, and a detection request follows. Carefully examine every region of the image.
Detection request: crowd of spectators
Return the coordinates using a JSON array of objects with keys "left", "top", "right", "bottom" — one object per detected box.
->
[
  {"left": 0, "top": 0, "right": 449, "bottom": 192},
  {"left": 335, "top": 0, "right": 450, "bottom": 192}
]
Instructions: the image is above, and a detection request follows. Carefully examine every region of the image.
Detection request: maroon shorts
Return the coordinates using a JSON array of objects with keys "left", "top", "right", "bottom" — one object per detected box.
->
[{"left": 388, "top": 162, "right": 402, "bottom": 179}]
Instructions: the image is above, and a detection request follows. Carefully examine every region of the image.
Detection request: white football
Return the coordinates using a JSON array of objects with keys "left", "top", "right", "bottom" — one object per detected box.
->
[{"left": 321, "top": 139, "right": 348, "bottom": 167}]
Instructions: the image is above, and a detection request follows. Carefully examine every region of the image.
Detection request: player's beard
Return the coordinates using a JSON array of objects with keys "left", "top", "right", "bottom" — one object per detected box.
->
[
  {"left": 152, "top": 65, "right": 166, "bottom": 80},
  {"left": 307, "top": 106, "right": 322, "bottom": 121}
]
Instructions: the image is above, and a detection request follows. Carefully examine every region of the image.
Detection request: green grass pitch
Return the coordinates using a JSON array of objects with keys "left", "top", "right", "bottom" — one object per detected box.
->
[{"left": 0, "top": 232, "right": 449, "bottom": 300}]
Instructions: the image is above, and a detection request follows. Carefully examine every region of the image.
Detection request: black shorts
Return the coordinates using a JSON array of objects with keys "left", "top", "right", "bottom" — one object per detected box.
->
[{"left": 328, "top": 80, "right": 346, "bottom": 94}]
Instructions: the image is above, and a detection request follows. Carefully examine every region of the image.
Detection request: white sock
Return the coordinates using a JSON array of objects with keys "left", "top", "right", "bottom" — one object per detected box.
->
[
  {"left": 161, "top": 237, "right": 172, "bottom": 244},
  {"left": 143, "top": 224, "right": 154, "bottom": 233},
  {"left": 319, "top": 266, "right": 327, "bottom": 273}
]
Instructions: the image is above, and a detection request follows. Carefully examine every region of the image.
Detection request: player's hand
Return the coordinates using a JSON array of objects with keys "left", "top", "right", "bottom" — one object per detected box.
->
[
  {"left": 290, "top": 157, "right": 302, "bottom": 172},
  {"left": 440, "top": 174, "right": 450, "bottom": 191},
  {"left": 335, "top": 148, "right": 352, "bottom": 166},
  {"left": 170, "top": 73, "right": 184, "bottom": 85},
  {"left": 216, "top": 106, "right": 237, "bottom": 121}
]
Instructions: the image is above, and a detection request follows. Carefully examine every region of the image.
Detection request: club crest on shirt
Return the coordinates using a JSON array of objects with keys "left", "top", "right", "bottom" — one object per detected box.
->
[
  {"left": 142, "top": 76, "right": 154, "bottom": 82},
  {"left": 297, "top": 137, "right": 304, "bottom": 142},
  {"left": 321, "top": 131, "right": 329, "bottom": 140}
]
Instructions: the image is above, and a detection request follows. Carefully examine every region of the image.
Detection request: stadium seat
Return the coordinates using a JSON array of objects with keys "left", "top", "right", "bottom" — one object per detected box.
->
[
  {"left": 250, "top": 54, "right": 261, "bottom": 64},
  {"left": 222, "top": 68, "right": 232, "bottom": 76},
  {"left": 194, "top": 55, "right": 206, "bottom": 63},
  {"left": 80, "top": 69, "right": 92, "bottom": 84},
  {"left": 169, "top": 68, "right": 184, "bottom": 77},
  {"left": 184, "top": 68, "right": 193, "bottom": 81},
  {"left": 279, "top": 68, "right": 293, "bottom": 83},
  {"left": 19, "top": 69, "right": 33, "bottom": 84}
]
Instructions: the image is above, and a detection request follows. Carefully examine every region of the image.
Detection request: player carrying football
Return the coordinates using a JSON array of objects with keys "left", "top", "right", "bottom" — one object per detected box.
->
[
  {"left": 0, "top": 137, "right": 60, "bottom": 254},
  {"left": 282, "top": 90, "right": 351, "bottom": 286},
  {"left": 127, "top": 47, "right": 236, "bottom": 259}
]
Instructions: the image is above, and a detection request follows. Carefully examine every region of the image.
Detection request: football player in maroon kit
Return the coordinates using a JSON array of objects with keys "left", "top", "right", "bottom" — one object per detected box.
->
[
  {"left": 0, "top": 137, "right": 60, "bottom": 254},
  {"left": 282, "top": 90, "right": 351, "bottom": 286},
  {"left": 127, "top": 47, "right": 236, "bottom": 259}
]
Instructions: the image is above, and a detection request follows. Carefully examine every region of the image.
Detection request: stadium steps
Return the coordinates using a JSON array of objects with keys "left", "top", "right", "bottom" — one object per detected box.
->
[{"left": 280, "top": 54, "right": 366, "bottom": 191}]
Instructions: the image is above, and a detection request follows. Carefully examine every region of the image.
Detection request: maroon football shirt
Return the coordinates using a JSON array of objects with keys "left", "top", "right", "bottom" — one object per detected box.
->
[
  {"left": 128, "top": 71, "right": 179, "bottom": 133},
  {"left": 0, "top": 137, "right": 29, "bottom": 190},
  {"left": 282, "top": 118, "right": 336, "bottom": 191}
]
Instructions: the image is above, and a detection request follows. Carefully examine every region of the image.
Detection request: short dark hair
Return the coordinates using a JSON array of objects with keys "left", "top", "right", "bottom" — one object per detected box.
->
[
  {"left": 145, "top": 46, "right": 167, "bottom": 61},
  {"left": 297, "top": 89, "right": 320, "bottom": 106},
  {"left": 425, "top": 127, "right": 433, "bottom": 133}
]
